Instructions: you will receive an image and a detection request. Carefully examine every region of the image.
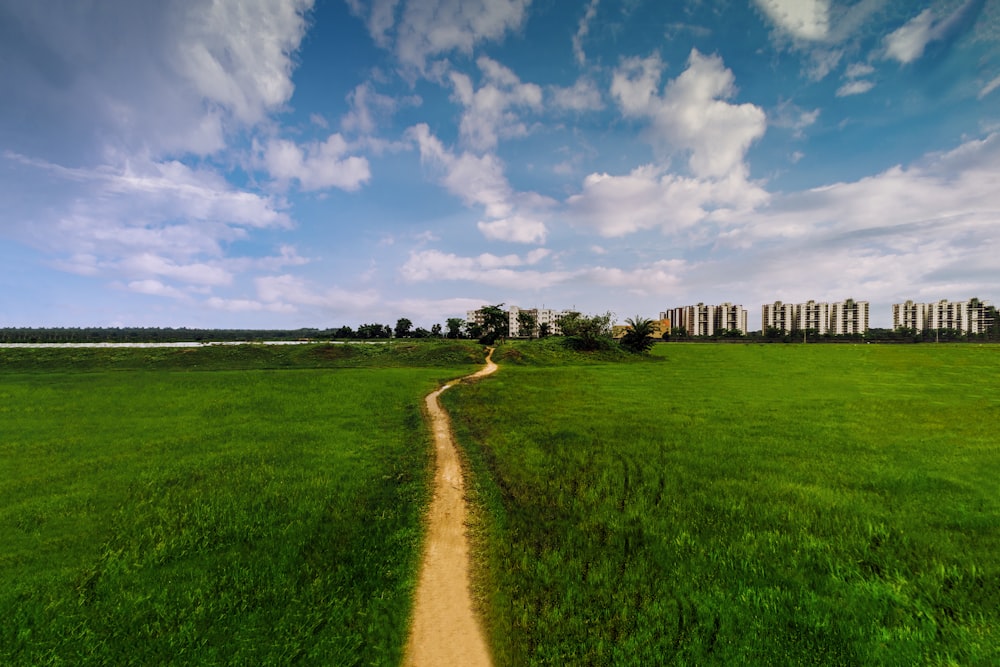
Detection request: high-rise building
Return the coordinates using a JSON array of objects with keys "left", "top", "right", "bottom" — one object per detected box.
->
[
  {"left": 663, "top": 303, "right": 748, "bottom": 336},
  {"left": 829, "top": 299, "right": 869, "bottom": 335},
  {"left": 892, "top": 298, "right": 993, "bottom": 334},
  {"left": 763, "top": 299, "right": 869, "bottom": 335},
  {"left": 762, "top": 301, "right": 797, "bottom": 334}
]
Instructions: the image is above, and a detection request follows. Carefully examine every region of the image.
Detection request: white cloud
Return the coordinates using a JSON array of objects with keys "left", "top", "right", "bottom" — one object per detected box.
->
[
  {"left": 449, "top": 57, "right": 542, "bottom": 152},
  {"left": 566, "top": 164, "right": 769, "bottom": 237},
  {"left": 884, "top": 1, "right": 980, "bottom": 65},
  {"left": 127, "top": 279, "right": 188, "bottom": 299},
  {"left": 770, "top": 101, "right": 820, "bottom": 138},
  {"left": 550, "top": 77, "right": 604, "bottom": 111},
  {"left": 573, "top": 0, "right": 600, "bottom": 66},
  {"left": 345, "top": 0, "right": 401, "bottom": 48},
  {"left": 400, "top": 249, "right": 569, "bottom": 288},
  {"left": 612, "top": 49, "right": 767, "bottom": 179},
  {"left": 407, "top": 123, "right": 553, "bottom": 241},
  {"left": 392, "top": 0, "right": 531, "bottom": 71},
  {"left": 255, "top": 274, "right": 381, "bottom": 312},
  {"left": 341, "top": 81, "right": 420, "bottom": 134},
  {"left": 262, "top": 134, "right": 371, "bottom": 191},
  {"left": 735, "top": 133, "right": 1000, "bottom": 248},
  {"left": 836, "top": 79, "right": 875, "bottom": 96},
  {"left": 845, "top": 62, "right": 875, "bottom": 79},
  {"left": 980, "top": 74, "right": 1000, "bottom": 99},
  {"left": 754, "top": 0, "right": 830, "bottom": 42},
  {"left": 176, "top": 0, "right": 313, "bottom": 126},
  {"left": 477, "top": 216, "right": 548, "bottom": 244}
]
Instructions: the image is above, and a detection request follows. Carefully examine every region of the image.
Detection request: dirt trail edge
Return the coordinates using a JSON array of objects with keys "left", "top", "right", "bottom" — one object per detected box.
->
[{"left": 404, "top": 348, "right": 497, "bottom": 667}]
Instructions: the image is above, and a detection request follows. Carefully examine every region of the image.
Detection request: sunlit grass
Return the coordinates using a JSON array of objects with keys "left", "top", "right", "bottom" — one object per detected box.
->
[
  {"left": 448, "top": 342, "right": 1000, "bottom": 665},
  {"left": 0, "top": 342, "right": 483, "bottom": 665}
]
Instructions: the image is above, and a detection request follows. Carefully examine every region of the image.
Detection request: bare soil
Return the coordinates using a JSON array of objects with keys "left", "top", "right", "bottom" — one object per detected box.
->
[{"left": 404, "top": 350, "right": 497, "bottom": 667}]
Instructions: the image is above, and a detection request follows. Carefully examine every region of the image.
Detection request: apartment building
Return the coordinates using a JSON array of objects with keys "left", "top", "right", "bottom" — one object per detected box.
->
[
  {"left": 763, "top": 299, "right": 869, "bottom": 335},
  {"left": 663, "top": 303, "right": 748, "bottom": 336},
  {"left": 893, "top": 300, "right": 927, "bottom": 331},
  {"left": 892, "top": 298, "right": 994, "bottom": 334},
  {"left": 762, "top": 301, "right": 797, "bottom": 333},
  {"left": 468, "top": 306, "right": 570, "bottom": 337},
  {"left": 829, "top": 299, "right": 869, "bottom": 335}
]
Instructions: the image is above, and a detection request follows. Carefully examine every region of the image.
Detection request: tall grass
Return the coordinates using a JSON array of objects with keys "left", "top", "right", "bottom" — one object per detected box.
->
[
  {"left": 1, "top": 342, "right": 483, "bottom": 665},
  {"left": 447, "top": 343, "right": 1000, "bottom": 665}
]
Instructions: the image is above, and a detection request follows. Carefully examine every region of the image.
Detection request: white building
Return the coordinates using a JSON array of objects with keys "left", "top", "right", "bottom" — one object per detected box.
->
[
  {"left": 762, "top": 301, "right": 797, "bottom": 334},
  {"left": 468, "top": 306, "right": 570, "bottom": 337},
  {"left": 663, "top": 303, "right": 748, "bottom": 336},
  {"left": 892, "top": 298, "right": 993, "bottom": 334},
  {"left": 763, "top": 299, "right": 869, "bottom": 335}
]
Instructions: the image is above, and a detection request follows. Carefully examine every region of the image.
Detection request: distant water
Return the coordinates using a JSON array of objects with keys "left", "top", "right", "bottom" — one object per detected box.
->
[
  {"left": 0, "top": 341, "right": 387, "bottom": 348},
  {"left": 0, "top": 341, "right": 317, "bottom": 348}
]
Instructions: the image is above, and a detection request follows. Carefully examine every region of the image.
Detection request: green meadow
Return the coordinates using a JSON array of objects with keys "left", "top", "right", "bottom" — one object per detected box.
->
[
  {"left": 4, "top": 340, "right": 999, "bottom": 665},
  {"left": 446, "top": 342, "right": 1000, "bottom": 665},
  {"left": 1, "top": 341, "right": 483, "bottom": 665}
]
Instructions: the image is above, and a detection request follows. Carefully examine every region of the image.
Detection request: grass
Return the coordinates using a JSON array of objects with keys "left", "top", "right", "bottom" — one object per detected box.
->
[
  {"left": 446, "top": 342, "right": 1000, "bottom": 665},
  {"left": 1, "top": 341, "right": 484, "bottom": 665}
]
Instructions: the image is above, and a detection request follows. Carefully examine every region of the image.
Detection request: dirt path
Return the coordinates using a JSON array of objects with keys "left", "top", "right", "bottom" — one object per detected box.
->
[{"left": 404, "top": 349, "right": 497, "bottom": 667}]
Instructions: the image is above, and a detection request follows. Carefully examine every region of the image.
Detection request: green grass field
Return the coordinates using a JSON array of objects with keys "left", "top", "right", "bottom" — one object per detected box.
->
[
  {"left": 1, "top": 341, "right": 483, "bottom": 665},
  {"left": 447, "top": 341, "right": 1000, "bottom": 665}
]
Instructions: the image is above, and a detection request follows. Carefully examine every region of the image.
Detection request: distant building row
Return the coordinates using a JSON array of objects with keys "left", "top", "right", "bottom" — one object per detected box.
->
[
  {"left": 465, "top": 306, "right": 573, "bottom": 338},
  {"left": 661, "top": 303, "right": 748, "bottom": 336},
  {"left": 468, "top": 297, "right": 994, "bottom": 339},
  {"left": 892, "top": 299, "right": 994, "bottom": 334},
  {"left": 762, "top": 299, "right": 869, "bottom": 335}
]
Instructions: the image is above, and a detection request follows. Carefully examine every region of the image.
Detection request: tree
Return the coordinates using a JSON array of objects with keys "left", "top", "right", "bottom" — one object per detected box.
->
[
  {"left": 477, "top": 303, "right": 509, "bottom": 344},
  {"left": 431, "top": 323, "right": 442, "bottom": 337},
  {"left": 538, "top": 322, "right": 551, "bottom": 338},
  {"left": 464, "top": 321, "right": 483, "bottom": 340},
  {"left": 332, "top": 325, "right": 355, "bottom": 339},
  {"left": 394, "top": 318, "right": 413, "bottom": 339},
  {"left": 619, "top": 315, "right": 656, "bottom": 354},
  {"left": 446, "top": 318, "right": 464, "bottom": 339},
  {"left": 517, "top": 310, "right": 537, "bottom": 339},
  {"left": 555, "top": 311, "right": 614, "bottom": 351}
]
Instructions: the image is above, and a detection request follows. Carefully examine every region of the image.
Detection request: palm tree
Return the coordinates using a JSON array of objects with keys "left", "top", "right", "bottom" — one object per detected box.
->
[{"left": 619, "top": 315, "right": 656, "bottom": 353}]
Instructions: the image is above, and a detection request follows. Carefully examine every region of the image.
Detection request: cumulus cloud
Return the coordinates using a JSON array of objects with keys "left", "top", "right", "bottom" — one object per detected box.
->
[
  {"left": 611, "top": 49, "right": 767, "bottom": 179},
  {"left": 400, "top": 249, "right": 568, "bottom": 288},
  {"left": 754, "top": 0, "right": 829, "bottom": 41},
  {"left": 255, "top": 274, "right": 381, "bottom": 313},
  {"left": 407, "top": 123, "right": 553, "bottom": 242},
  {"left": 550, "top": 77, "right": 604, "bottom": 111},
  {"left": 1, "top": 0, "right": 313, "bottom": 161},
  {"left": 478, "top": 216, "right": 548, "bottom": 244},
  {"left": 341, "top": 81, "right": 420, "bottom": 135},
  {"left": 262, "top": 134, "right": 371, "bottom": 191},
  {"left": 449, "top": 56, "right": 542, "bottom": 152},
  {"left": 565, "top": 164, "right": 769, "bottom": 238},
  {"left": 349, "top": 0, "right": 531, "bottom": 71}
]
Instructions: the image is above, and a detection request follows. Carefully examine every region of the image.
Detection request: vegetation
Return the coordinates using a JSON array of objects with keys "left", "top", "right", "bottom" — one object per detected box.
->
[
  {"left": 446, "top": 342, "right": 1000, "bottom": 665},
  {"left": 1, "top": 341, "right": 484, "bottom": 665},
  {"left": 554, "top": 311, "right": 615, "bottom": 351},
  {"left": 618, "top": 316, "right": 656, "bottom": 354}
]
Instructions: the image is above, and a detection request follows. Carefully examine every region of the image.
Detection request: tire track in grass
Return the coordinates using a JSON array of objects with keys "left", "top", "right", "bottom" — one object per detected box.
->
[{"left": 405, "top": 348, "right": 497, "bottom": 667}]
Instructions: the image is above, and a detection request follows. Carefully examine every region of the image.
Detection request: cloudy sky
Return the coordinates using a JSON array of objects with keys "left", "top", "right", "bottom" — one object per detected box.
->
[{"left": 2, "top": 0, "right": 998, "bottom": 330}]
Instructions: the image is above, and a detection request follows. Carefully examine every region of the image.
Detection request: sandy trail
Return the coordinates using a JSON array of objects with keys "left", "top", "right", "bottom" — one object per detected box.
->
[{"left": 404, "top": 349, "right": 497, "bottom": 667}]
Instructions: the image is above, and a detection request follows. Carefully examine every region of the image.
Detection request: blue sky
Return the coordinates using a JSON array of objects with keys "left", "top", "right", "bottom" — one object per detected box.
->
[{"left": 2, "top": 0, "right": 998, "bottom": 330}]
